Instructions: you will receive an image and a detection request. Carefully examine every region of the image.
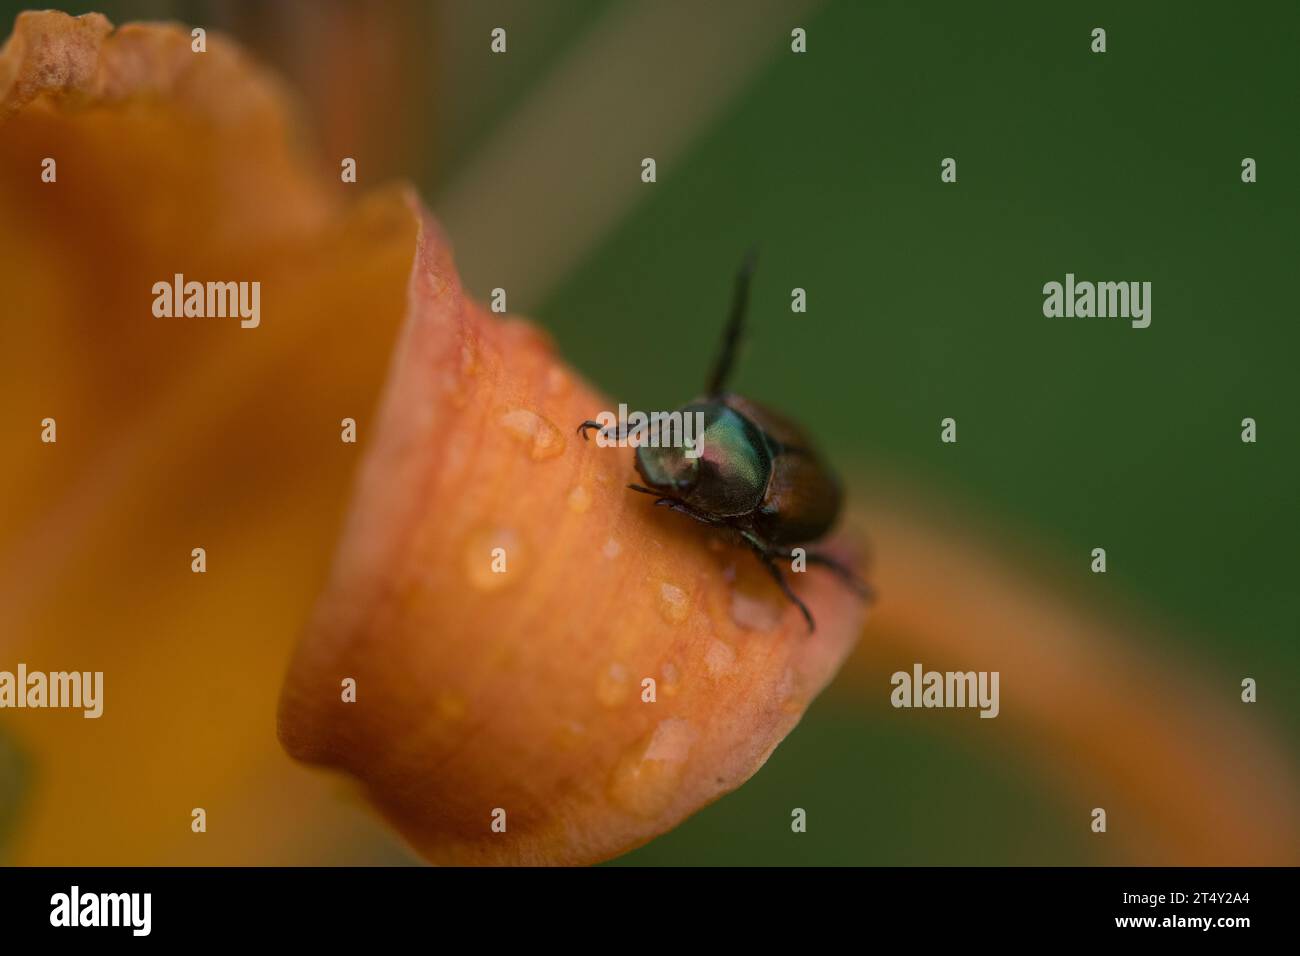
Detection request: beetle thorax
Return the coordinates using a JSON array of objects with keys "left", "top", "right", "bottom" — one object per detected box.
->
[{"left": 634, "top": 401, "right": 772, "bottom": 518}]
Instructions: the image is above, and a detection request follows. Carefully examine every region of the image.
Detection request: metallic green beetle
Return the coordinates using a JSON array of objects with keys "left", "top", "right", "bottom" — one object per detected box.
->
[{"left": 578, "top": 252, "right": 871, "bottom": 631}]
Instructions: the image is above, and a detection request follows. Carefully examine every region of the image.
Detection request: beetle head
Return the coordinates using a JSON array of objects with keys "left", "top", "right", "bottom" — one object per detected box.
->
[{"left": 634, "top": 443, "right": 700, "bottom": 496}]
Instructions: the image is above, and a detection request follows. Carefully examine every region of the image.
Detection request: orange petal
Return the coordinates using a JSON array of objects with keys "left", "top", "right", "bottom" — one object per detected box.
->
[
  {"left": 0, "top": 12, "right": 417, "bottom": 863},
  {"left": 278, "top": 206, "right": 868, "bottom": 866}
]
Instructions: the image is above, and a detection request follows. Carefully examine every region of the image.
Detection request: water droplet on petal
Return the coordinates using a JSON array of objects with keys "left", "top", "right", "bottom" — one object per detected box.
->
[
  {"left": 660, "top": 660, "right": 681, "bottom": 696},
  {"left": 596, "top": 662, "right": 630, "bottom": 708},
  {"left": 460, "top": 339, "right": 480, "bottom": 375},
  {"left": 545, "top": 365, "right": 571, "bottom": 396},
  {"left": 607, "top": 719, "right": 698, "bottom": 818},
  {"left": 567, "top": 483, "right": 592, "bottom": 513},
  {"left": 643, "top": 718, "right": 697, "bottom": 760},
  {"left": 730, "top": 590, "right": 782, "bottom": 630},
  {"left": 657, "top": 581, "right": 690, "bottom": 625},
  {"left": 448, "top": 338, "right": 482, "bottom": 408},
  {"left": 704, "top": 639, "right": 737, "bottom": 678},
  {"left": 728, "top": 565, "right": 785, "bottom": 631},
  {"left": 499, "top": 406, "right": 565, "bottom": 461},
  {"left": 775, "top": 667, "right": 806, "bottom": 713}
]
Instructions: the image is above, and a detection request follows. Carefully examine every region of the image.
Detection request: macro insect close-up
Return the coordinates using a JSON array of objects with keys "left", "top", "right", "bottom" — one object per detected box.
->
[
  {"left": 578, "top": 252, "right": 872, "bottom": 631},
  {"left": 0, "top": 0, "right": 1295, "bottom": 935}
]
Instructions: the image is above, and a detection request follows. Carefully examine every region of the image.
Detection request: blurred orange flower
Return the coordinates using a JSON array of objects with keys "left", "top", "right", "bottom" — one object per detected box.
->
[{"left": 0, "top": 10, "right": 419, "bottom": 864}]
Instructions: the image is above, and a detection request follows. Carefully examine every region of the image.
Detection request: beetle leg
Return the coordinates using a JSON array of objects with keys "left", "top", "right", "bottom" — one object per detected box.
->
[
  {"left": 805, "top": 552, "right": 875, "bottom": 601},
  {"left": 744, "top": 533, "right": 874, "bottom": 602},
  {"left": 626, "top": 483, "right": 656, "bottom": 495},
  {"left": 742, "top": 536, "right": 815, "bottom": 633},
  {"left": 577, "top": 419, "right": 647, "bottom": 442},
  {"left": 704, "top": 247, "right": 759, "bottom": 396},
  {"left": 653, "top": 497, "right": 729, "bottom": 526},
  {"left": 632, "top": 487, "right": 730, "bottom": 526}
]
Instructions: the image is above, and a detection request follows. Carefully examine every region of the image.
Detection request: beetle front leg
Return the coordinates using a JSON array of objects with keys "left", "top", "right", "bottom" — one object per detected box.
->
[
  {"left": 630, "top": 487, "right": 731, "bottom": 527},
  {"left": 741, "top": 535, "right": 815, "bottom": 633},
  {"left": 650, "top": 495, "right": 729, "bottom": 527},
  {"left": 577, "top": 418, "right": 646, "bottom": 443}
]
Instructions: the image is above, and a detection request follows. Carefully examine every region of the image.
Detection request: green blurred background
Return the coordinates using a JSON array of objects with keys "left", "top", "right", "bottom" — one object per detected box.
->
[{"left": 3, "top": 0, "right": 1296, "bottom": 864}]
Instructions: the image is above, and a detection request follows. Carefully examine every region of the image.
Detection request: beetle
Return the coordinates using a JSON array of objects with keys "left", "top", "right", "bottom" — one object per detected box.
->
[{"left": 577, "top": 251, "right": 872, "bottom": 631}]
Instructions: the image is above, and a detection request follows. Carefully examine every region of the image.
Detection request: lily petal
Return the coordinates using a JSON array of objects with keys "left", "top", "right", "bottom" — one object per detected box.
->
[
  {"left": 0, "top": 11, "right": 417, "bottom": 864},
  {"left": 278, "top": 205, "right": 868, "bottom": 866}
]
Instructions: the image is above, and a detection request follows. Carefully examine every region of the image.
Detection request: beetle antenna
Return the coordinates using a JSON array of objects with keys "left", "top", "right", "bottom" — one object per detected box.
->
[{"left": 705, "top": 246, "right": 759, "bottom": 396}]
